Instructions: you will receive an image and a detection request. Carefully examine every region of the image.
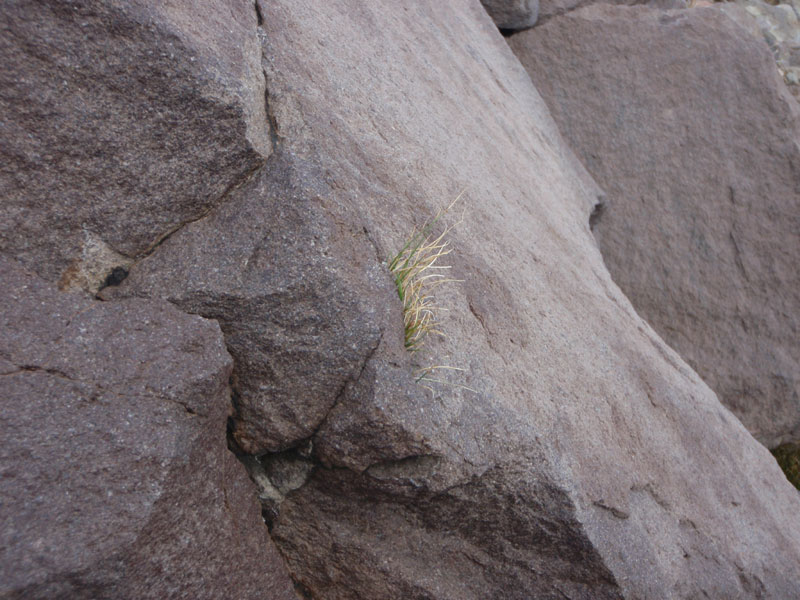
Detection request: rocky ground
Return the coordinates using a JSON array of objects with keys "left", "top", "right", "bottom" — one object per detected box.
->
[{"left": 1, "top": 0, "right": 798, "bottom": 598}]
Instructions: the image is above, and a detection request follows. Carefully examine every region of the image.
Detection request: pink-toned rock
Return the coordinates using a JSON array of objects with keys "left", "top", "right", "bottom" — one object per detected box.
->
[
  {"left": 103, "top": 0, "right": 800, "bottom": 597},
  {"left": 4, "top": 0, "right": 800, "bottom": 598},
  {"left": 0, "top": 257, "right": 296, "bottom": 599},
  {"left": 0, "top": 0, "right": 270, "bottom": 292},
  {"left": 510, "top": 5, "right": 800, "bottom": 450}
]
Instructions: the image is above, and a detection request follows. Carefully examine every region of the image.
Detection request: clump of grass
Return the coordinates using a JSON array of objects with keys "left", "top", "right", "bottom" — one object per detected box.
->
[
  {"left": 388, "top": 196, "right": 461, "bottom": 352},
  {"left": 772, "top": 443, "right": 800, "bottom": 491}
]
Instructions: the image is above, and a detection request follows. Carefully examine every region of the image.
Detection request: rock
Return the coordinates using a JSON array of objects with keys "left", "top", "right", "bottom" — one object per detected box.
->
[
  {"left": 480, "top": 0, "right": 541, "bottom": 29},
  {"left": 714, "top": 0, "right": 800, "bottom": 99},
  {"left": 101, "top": 0, "right": 800, "bottom": 597},
  {"left": 101, "top": 151, "right": 386, "bottom": 455},
  {"left": 0, "top": 0, "right": 270, "bottom": 292},
  {"left": 510, "top": 5, "right": 800, "bottom": 450},
  {"left": 535, "top": 0, "right": 688, "bottom": 26},
  {"left": 0, "top": 257, "right": 295, "bottom": 599},
  {"left": 6, "top": 0, "right": 800, "bottom": 598}
]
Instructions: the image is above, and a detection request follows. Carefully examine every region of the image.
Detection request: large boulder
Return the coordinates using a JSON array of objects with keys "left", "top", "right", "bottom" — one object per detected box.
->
[
  {"left": 98, "top": 0, "right": 800, "bottom": 598},
  {"left": 510, "top": 5, "right": 800, "bottom": 450},
  {"left": 0, "top": 257, "right": 296, "bottom": 599},
  {"left": 0, "top": 0, "right": 270, "bottom": 292}
]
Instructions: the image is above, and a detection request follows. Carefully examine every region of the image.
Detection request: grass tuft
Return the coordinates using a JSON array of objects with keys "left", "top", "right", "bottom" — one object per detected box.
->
[{"left": 388, "top": 195, "right": 462, "bottom": 352}]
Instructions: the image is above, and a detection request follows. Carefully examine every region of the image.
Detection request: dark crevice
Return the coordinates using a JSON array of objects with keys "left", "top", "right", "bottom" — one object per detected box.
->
[
  {"left": 589, "top": 199, "right": 605, "bottom": 231},
  {"left": 293, "top": 581, "right": 315, "bottom": 600},
  {"left": 593, "top": 500, "right": 630, "bottom": 520},
  {"left": 97, "top": 266, "right": 129, "bottom": 292},
  {"left": 262, "top": 70, "right": 282, "bottom": 152},
  {"left": 255, "top": 0, "right": 282, "bottom": 154},
  {"left": 228, "top": 329, "right": 383, "bottom": 531},
  {"left": 6, "top": 365, "right": 73, "bottom": 381}
]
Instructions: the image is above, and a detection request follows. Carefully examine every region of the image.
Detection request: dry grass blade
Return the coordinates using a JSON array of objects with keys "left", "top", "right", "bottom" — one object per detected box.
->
[
  {"left": 415, "top": 365, "right": 477, "bottom": 394},
  {"left": 387, "top": 197, "right": 462, "bottom": 352}
]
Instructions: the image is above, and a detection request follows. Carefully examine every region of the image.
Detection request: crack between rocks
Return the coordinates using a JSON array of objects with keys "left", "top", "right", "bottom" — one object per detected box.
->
[
  {"left": 729, "top": 230, "right": 750, "bottom": 282},
  {"left": 467, "top": 298, "right": 508, "bottom": 367},
  {"left": 134, "top": 160, "right": 266, "bottom": 264},
  {"left": 360, "top": 224, "right": 384, "bottom": 267},
  {"left": 137, "top": 1, "right": 283, "bottom": 268},
  {"left": 310, "top": 330, "right": 384, "bottom": 449},
  {"left": 7, "top": 361, "right": 203, "bottom": 416},
  {"left": 592, "top": 500, "right": 630, "bottom": 520},
  {"left": 4, "top": 364, "right": 74, "bottom": 381}
]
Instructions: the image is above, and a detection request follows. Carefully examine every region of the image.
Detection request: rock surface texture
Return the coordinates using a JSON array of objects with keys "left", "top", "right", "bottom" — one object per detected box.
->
[
  {"left": 480, "top": 0, "right": 541, "bottom": 29},
  {"left": 716, "top": 0, "right": 800, "bottom": 99},
  {"left": 510, "top": 5, "right": 800, "bottom": 450},
  {"left": 0, "top": 0, "right": 271, "bottom": 292},
  {"left": 103, "top": 0, "right": 800, "bottom": 597},
  {"left": 3, "top": 0, "right": 800, "bottom": 598},
  {"left": 0, "top": 258, "right": 296, "bottom": 599}
]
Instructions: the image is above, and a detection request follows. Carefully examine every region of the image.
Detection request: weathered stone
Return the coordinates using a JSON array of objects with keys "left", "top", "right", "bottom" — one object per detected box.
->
[
  {"left": 535, "top": 0, "right": 688, "bottom": 25},
  {"left": 0, "top": 0, "right": 270, "bottom": 292},
  {"left": 103, "top": 0, "right": 800, "bottom": 597},
  {"left": 6, "top": 0, "right": 800, "bottom": 597},
  {"left": 101, "top": 151, "right": 386, "bottom": 455},
  {"left": 481, "top": 0, "right": 541, "bottom": 29},
  {"left": 510, "top": 5, "right": 800, "bottom": 450},
  {"left": 715, "top": 0, "right": 800, "bottom": 98},
  {"left": 0, "top": 257, "right": 295, "bottom": 599}
]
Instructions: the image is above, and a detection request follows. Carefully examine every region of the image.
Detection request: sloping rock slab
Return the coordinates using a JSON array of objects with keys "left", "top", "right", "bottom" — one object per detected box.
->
[
  {"left": 0, "top": 0, "right": 270, "bottom": 292},
  {"left": 0, "top": 257, "right": 295, "bottom": 599},
  {"left": 102, "top": 0, "right": 800, "bottom": 598},
  {"left": 510, "top": 5, "right": 800, "bottom": 449}
]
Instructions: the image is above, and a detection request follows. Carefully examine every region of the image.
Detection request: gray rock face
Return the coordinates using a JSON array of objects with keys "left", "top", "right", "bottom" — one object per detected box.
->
[
  {"left": 481, "top": 0, "right": 541, "bottom": 29},
  {"left": 100, "top": 0, "right": 800, "bottom": 597},
  {"left": 0, "top": 0, "right": 270, "bottom": 292},
  {"left": 5, "top": 0, "right": 800, "bottom": 598},
  {"left": 510, "top": 5, "right": 800, "bottom": 449},
  {"left": 0, "top": 257, "right": 296, "bottom": 599}
]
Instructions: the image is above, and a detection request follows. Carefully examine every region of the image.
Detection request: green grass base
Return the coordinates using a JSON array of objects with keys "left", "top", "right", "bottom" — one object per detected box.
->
[{"left": 772, "top": 442, "right": 800, "bottom": 491}]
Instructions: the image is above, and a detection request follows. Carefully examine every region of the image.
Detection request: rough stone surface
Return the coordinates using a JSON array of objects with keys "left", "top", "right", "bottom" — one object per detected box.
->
[
  {"left": 716, "top": 0, "right": 800, "bottom": 99},
  {"left": 6, "top": 0, "right": 800, "bottom": 598},
  {"left": 0, "top": 0, "right": 270, "bottom": 292},
  {"left": 481, "top": 0, "right": 541, "bottom": 29},
  {"left": 102, "top": 151, "right": 385, "bottom": 455},
  {"left": 511, "top": 5, "right": 800, "bottom": 449},
  {"left": 0, "top": 257, "right": 296, "bottom": 599},
  {"left": 536, "top": 0, "right": 687, "bottom": 25},
  {"left": 100, "top": 0, "right": 800, "bottom": 597}
]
